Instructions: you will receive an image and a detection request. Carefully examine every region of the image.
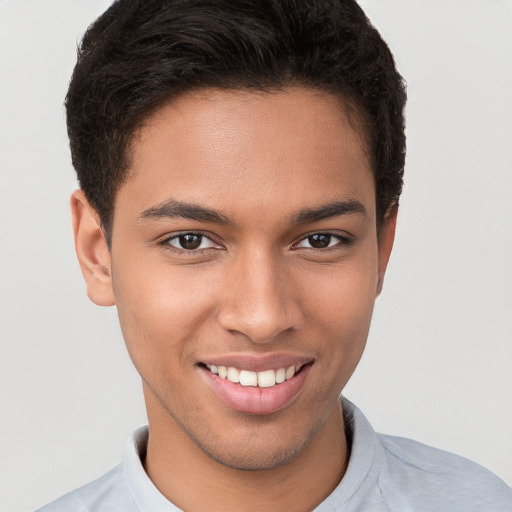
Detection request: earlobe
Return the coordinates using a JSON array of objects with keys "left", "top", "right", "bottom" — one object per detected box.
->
[
  {"left": 376, "top": 205, "right": 398, "bottom": 296},
  {"left": 71, "top": 189, "right": 115, "bottom": 306}
]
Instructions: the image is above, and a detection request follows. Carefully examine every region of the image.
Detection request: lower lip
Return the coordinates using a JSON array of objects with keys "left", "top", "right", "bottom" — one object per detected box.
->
[{"left": 200, "top": 365, "right": 311, "bottom": 415}]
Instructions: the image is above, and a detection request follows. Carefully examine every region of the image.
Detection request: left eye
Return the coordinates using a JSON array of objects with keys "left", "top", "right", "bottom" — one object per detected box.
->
[
  {"left": 166, "top": 233, "right": 218, "bottom": 251},
  {"left": 295, "top": 233, "right": 343, "bottom": 249}
]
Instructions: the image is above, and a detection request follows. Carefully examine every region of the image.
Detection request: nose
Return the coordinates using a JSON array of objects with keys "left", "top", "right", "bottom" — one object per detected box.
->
[{"left": 217, "top": 249, "right": 305, "bottom": 343}]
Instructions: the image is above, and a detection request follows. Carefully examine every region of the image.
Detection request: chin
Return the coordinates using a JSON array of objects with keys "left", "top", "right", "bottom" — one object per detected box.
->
[
  {"left": 189, "top": 414, "right": 326, "bottom": 472},
  {"left": 198, "top": 439, "right": 305, "bottom": 472}
]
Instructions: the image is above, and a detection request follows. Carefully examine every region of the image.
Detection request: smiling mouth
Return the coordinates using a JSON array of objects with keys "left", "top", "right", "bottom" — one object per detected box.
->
[
  {"left": 203, "top": 364, "right": 304, "bottom": 388},
  {"left": 200, "top": 360, "right": 312, "bottom": 414}
]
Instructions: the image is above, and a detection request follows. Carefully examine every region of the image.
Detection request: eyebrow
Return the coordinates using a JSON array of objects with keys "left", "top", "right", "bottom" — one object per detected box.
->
[
  {"left": 291, "top": 199, "right": 367, "bottom": 224},
  {"left": 140, "top": 199, "right": 232, "bottom": 225},
  {"left": 139, "top": 197, "right": 367, "bottom": 226}
]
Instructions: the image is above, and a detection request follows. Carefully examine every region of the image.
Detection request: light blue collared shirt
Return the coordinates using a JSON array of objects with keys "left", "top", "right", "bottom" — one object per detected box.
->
[{"left": 37, "top": 398, "right": 512, "bottom": 511}]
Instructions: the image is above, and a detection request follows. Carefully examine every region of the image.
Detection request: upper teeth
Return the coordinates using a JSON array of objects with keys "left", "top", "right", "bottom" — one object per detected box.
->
[{"left": 206, "top": 364, "right": 300, "bottom": 388}]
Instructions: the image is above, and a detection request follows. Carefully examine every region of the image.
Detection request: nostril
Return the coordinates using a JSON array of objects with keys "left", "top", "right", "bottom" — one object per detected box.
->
[{"left": 216, "top": 262, "right": 305, "bottom": 341}]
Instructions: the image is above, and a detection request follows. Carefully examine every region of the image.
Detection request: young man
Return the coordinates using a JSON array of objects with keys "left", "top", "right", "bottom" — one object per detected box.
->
[{"left": 38, "top": 0, "right": 512, "bottom": 511}]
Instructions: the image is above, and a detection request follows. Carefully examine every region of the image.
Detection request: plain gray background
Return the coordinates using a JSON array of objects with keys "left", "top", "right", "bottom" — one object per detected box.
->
[{"left": 1, "top": 1, "right": 511, "bottom": 511}]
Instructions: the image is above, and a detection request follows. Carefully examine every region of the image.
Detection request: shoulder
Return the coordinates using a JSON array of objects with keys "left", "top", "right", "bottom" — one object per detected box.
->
[
  {"left": 36, "top": 464, "right": 135, "bottom": 512},
  {"left": 377, "top": 433, "right": 512, "bottom": 511}
]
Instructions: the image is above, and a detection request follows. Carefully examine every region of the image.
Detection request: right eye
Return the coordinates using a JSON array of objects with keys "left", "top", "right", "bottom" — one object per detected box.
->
[{"left": 165, "top": 233, "right": 219, "bottom": 251}]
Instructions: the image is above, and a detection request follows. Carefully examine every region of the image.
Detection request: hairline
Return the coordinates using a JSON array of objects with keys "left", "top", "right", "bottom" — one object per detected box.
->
[{"left": 102, "top": 84, "right": 376, "bottom": 248}]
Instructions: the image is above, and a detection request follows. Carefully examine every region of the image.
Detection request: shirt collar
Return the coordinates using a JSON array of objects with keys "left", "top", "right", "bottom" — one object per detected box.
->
[
  {"left": 123, "top": 425, "right": 180, "bottom": 511},
  {"left": 315, "top": 397, "right": 379, "bottom": 509},
  {"left": 122, "top": 397, "right": 378, "bottom": 511}
]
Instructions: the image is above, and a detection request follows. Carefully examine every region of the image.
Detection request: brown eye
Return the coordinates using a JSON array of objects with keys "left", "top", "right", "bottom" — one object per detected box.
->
[
  {"left": 307, "top": 234, "right": 332, "bottom": 248},
  {"left": 295, "top": 233, "right": 352, "bottom": 250},
  {"left": 166, "top": 233, "right": 218, "bottom": 251},
  {"left": 178, "top": 234, "right": 202, "bottom": 250}
]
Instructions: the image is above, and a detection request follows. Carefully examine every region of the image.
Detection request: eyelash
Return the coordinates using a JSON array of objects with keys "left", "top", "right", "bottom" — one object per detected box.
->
[
  {"left": 291, "top": 232, "right": 354, "bottom": 250},
  {"left": 158, "top": 231, "right": 353, "bottom": 253},
  {"left": 158, "top": 231, "right": 222, "bottom": 253}
]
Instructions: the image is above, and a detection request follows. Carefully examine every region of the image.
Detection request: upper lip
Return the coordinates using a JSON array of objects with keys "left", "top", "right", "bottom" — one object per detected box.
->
[{"left": 200, "top": 354, "right": 314, "bottom": 372}]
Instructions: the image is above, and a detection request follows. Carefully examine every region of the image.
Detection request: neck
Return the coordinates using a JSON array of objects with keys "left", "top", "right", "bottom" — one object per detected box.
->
[{"left": 143, "top": 397, "right": 348, "bottom": 512}]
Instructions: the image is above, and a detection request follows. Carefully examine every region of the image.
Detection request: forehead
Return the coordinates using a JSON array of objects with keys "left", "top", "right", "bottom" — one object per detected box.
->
[{"left": 118, "top": 87, "right": 375, "bottom": 223}]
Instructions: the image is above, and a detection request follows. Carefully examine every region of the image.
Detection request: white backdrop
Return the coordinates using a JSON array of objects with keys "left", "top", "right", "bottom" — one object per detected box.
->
[{"left": 0, "top": 1, "right": 511, "bottom": 511}]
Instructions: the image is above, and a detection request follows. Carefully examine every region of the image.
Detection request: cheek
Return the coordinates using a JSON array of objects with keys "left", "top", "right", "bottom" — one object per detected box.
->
[
  {"left": 301, "top": 254, "right": 378, "bottom": 365},
  {"left": 112, "top": 259, "right": 219, "bottom": 369},
  {"left": 303, "top": 254, "right": 378, "bottom": 323}
]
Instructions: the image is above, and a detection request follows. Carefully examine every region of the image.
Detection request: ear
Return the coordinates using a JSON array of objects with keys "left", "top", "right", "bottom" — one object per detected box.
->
[
  {"left": 376, "top": 204, "right": 398, "bottom": 296},
  {"left": 71, "top": 189, "right": 115, "bottom": 306}
]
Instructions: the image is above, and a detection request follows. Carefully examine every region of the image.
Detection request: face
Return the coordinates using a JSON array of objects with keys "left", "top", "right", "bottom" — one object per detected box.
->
[{"left": 75, "top": 88, "right": 395, "bottom": 471}]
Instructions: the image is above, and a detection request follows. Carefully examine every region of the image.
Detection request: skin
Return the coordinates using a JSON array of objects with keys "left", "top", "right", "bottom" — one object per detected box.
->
[{"left": 72, "top": 88, "right": 397, "bottom": 511}]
